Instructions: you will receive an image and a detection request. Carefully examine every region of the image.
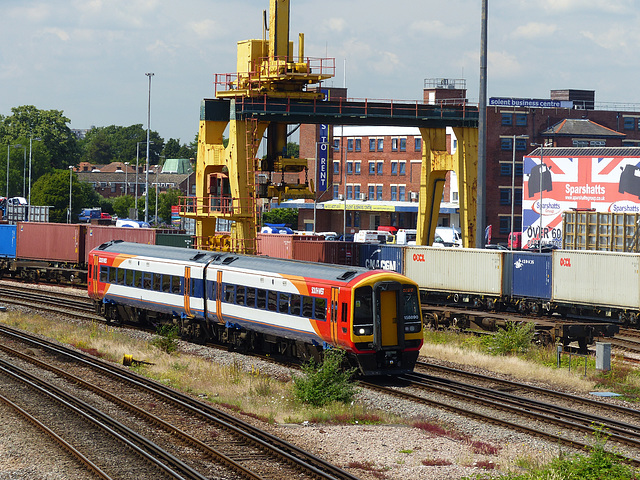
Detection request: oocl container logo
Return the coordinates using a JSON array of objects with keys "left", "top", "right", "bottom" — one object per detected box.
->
[
  {"left": 559, "top": 257, "right": 571, "bottom": 267},
  {"left": 533, "top": 199, "right": 562, "bottom": 216},
  {"left": 412, "top": 253, "right": 426, "bottom": 262}
]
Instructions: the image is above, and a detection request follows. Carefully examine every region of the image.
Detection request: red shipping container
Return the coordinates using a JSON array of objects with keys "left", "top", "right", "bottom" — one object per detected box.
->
[
  {"left": 17, "top": 222, "right": 86, "bottom": 264},
  {"left": 257, "top": 233, "right": 294, "bottom": 259},
  {"left": 292, "top": 241, "right": 325, "bottom": 262},
  {"left": 85, "top": 225, "right": 156, "bottom": 263}
]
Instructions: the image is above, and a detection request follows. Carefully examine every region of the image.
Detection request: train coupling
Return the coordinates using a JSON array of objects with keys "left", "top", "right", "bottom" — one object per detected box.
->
[{"left": 122, "top": 354, "right": 154, "bottom": 367}]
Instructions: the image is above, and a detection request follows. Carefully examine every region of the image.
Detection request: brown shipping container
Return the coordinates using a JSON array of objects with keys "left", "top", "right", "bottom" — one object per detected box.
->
[
  {"left": 291, "top": 241, "right": 359, "bottom": 266},
  {"left": 85, "top": 226, "right": 156, "bottom": 263},
  {"left": 17, "top": 222, "right": 85, "bottom": 263},
  {"left": 292, "top": 241, "right": 325, "bottom": 262}
]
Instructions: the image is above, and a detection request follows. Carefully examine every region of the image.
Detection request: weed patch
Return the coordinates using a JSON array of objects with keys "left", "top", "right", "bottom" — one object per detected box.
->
[
  {"left": 150, "top": 325, "right": 179, "bottom": 354},
  {"left": 293, "top": 349, "right": 357, "bottom": 407}
]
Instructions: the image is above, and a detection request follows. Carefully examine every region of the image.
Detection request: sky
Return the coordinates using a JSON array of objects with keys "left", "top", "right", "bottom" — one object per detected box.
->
[{"left": 2, "top": 0, "right": 640, "bottom": 145}]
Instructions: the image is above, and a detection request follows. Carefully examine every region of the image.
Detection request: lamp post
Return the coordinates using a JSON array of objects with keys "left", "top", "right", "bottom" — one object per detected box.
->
[
  {"left": 68, "top": 166, "right": 74, "bottom": 224},
  {"left": 28, "top": 137, "right": 41, "bottom": 206},
  {"left": 135, "top": 141, "right": 152, "bottom": 218},
  {"left": 124, "top": 162, "right": 129, "bottom": 196},
  {"left": 531, "top": 142, "right": 545, "bottom": 253},
  {"left": 144, "top": 72, "right": 154, "bottom": 224}
]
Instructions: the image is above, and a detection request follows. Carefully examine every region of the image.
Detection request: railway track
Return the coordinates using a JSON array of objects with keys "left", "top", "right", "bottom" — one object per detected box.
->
[{"left": 0, "top": 322, "right": 360, "bottom": 480}]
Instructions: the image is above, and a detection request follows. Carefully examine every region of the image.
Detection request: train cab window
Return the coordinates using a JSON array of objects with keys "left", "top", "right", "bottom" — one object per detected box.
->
[
  {"left": 162, "top": 275, "right": 171, "bottom": 293},
  {"left": 172, "top": 275, "right": 181, "bottom": 294},
  {"left": 236, "top": 286, "right": 245, "bottom": 305},
  {"left": 143, "top": 272, "right": 152, "bottom": 290},
  {"left": 353, "top": 285, "right": 374, "bottom": 327},
  {"left": 257, "top": 289, "right": 266, "bottom": 309},
  {"left": 302, "top": 296, "right": 313, "bottom": 317},
  {"left": 153, "top": 274, "right": 162, "bottom": 292},
  {"left": 134, "top": 271, "right": 143, "bottom": 289},
  {"left": 290, "top": 294, "right": 301, "bottom": 315},
  {"left": 224, "top": 284, "right": 235, "bottom": 303},
  {"left": 246, "top": 287, "right": 256, "bottom": 307},
  {"left": 268, "top": 291, "right": 277, "bottom": 311},
  {"left": 100, "top": 266, "right": 109, "bottom": 283},
  {"left": 403, "top": 286, "right": 420, "bottom": 317},
  {"left": 278, "top": 293, "right": 290, "bottom": 314},
  {"left": 116, "top": 268, "right": 125, "bottom": 285},
  {"left": 314, "top": 298, "right": 327, "bottom": 320}
]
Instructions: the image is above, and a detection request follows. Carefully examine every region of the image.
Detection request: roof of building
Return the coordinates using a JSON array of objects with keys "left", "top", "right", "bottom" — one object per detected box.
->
[
  {"left": 161, "top": 158, "right": 193, "bottom": 174},
  {"left": 543, "top": 119, "right": 626, "bottom": 138},
  {"left": 528, "top": 146, "right": 640, "bottom": 157},
  {"left": 77, "top": 171, "right": 192, "bottom": 184}
]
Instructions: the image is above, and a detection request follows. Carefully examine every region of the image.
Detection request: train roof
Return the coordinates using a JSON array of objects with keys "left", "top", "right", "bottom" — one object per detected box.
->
[{"left": 92, "top": 240, "right": 374, "bottom": 282}]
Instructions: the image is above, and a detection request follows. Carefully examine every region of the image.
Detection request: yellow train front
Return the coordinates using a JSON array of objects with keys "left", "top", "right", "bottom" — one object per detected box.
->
[{"left": 88, "top": 241, "right": 423, "bottom": 376}]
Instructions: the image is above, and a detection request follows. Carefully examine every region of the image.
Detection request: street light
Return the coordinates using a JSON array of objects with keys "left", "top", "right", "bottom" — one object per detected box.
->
[
  {"left": 135, "top": 141, "right": 153, "bottom": 218},
  {"left": 145, "top": 72, "right": 154, "bottom": 223},
  {"left": 124, "top": 162, "right": 129, "bottom": 195},
  {"left": 28, "top": 136, "right": 41, "bottom": 206},
  {"left": 6, "top": 144, "right": 24, "bottom": 199},
  {"left": 68, "top": 166, "right": 74, "bottom": 224},
  {"left": 531, "top": 142, "right": 545, "bottom": 253}
]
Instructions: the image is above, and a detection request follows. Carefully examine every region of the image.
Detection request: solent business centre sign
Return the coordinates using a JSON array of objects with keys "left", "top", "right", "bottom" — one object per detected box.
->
[{"left": 489, "top": 97, "right": 573, "bottom": 109}]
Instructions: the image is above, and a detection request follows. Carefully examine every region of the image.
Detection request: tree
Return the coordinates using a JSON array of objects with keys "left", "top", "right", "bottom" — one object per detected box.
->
[
  {"left": 0, "top": 106, "right": 80, "bottom": 169},
  {"left": 286, "top": 142, "right": 299, "bottom": 158},
  {"left": 262, "top": 208, "right": 298, "bottom": 227},
  {"left": 158, "top": 189, "right": 181, "bottom": 224},
  {"left": 162, "top": 138, "right": 181, "bottom": 159},
  {"left": 80, "top": 125, "right": 164, "bottom": 165},
  {"left": 30, "top": 169, "right": 91, "bottom": 223}
]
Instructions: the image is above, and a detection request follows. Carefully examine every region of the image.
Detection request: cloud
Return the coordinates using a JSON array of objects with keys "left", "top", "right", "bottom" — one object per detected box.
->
[
  {"left": 42, "top": 28, "right": 70, "bottom": 42},
  {"left": 538, "top": 0, "right": 633, "bottom": 13},
  {"left": 323, "top": 17, "right": 347, "bottom": 33},
  {"left": 189, "top": 19, "right": 219, "bottom": 39},
  {"left": 581, "top": 26, "right": 631, "bottom": 51},
  {"left": 489, "top": 50, "right": 523, "bottom": 79},
  {"left": 511, "top": 22, "right": 558, "bottom": 40},
  {"left": 409, "top": 19, "right": 465, "bottom": 39}
]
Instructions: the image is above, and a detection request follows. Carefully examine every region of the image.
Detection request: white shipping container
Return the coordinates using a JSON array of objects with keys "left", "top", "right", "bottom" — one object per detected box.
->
[
  {"left": 552, "top": 250, "right": 640, "bottom": 309},
  {"left": 403, "top": 246, "right": 505, "bottom": 295}
]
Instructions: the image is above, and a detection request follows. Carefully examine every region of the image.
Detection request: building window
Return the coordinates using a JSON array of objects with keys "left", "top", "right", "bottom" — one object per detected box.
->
[
  {"left": 354, "top": 161, "right": 361, "bottom": 174},
  {"left": 499, "top": 217, "right": 511, "bottom": 235},
  {"left": 590, "top": 140, "right": 606, "bottom": 147},
  {"left": 624, "top": 117, "right": 636, "bottom": 130},
  {"left": 377, "top": 138, "right": 384, "bottom": 151},
  {"left": 376, "top": 185, "right": 383, "bottom": 200},
  {"left": 333, "top": 161, "right": 340, "bottom": 175},
  {"left": 354, "top": 212, "right": 360, "bottom": 228},
  {"left": 391, "top": 162, "right": 398, "bottom": 175},
  {"left": 369, "top": 138, "right": 376, "bottom": 151},
  {"left": 368, "top": 184, "right": 375, "bottom": 200},
  {"left": 333, "top": 184, "right": 339, "bottom": 199},
  {"left": 516, "top": 138, "right": 527, "bottom": 151},
  {"left": 400, "top": 138, "right": 406, "bottom": 151},
  {"left": 392, "top": 138, "right": 398, "bottom": 151},
  {"left": 500, "top": 163, "right": 512, "bottom": 176},
  {"left": 377, "top": 161, "right": 383, "bottom": 175},
  {"left": 399, "top": 161, "right": 406, "bottom": 175},
  {"left": 451, "top": 191, "right": 458, "bottom": 202},
  {"left": 354, "top": 184, "right": 361, "bottom": 199},
  {"left": 514, "top": 187, "right": 522, "bottom": 206},
  {"left": 501, "top": 137, "right": 513, "bottom": 151},
  {"left": 347, "top": 161, "right": 353, "bottom": 174},
  {"left": 515, "top": 114, "right": 528, "bottom": 127},
  {"left": 333, "top": 139, "right": 340, "bottom": 151},
  {"left": 369, "top": 162, "right": 375, "bottom": 174},
  {"left": 347, "top": 138, "right": 354, "bottom": 152},
  {"left": 391, "top": 185, "right": 397, "bottom": 201},
  {"left": 355, "top": 138, "right": 361, "bottom": 152},
  {"left": 501, "top": 113, "right": 513, "bottom": 126},
  {"left": 347, "top": 185, "right": 353, "bottom": 199},
  {"left": 414, "top": 137, "right": 421, "bottom": 151},
  {"left": 399, "top": 185, "right": 406, "bottom": 201},
  {"left": 499, "top": 188, "right": 511, "bottom": 205},
  {"left": 515, "top": 163, "right": 523, "bottom": 176},
  {"left": 573, "top": 139, "right": 589, "bottom": 147}
]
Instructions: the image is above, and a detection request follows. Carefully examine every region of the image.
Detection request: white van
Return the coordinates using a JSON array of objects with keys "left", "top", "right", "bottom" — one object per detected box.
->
[
  {"left": 354, "top": 230, "right": 394, "bottom": 244},
  {"left": 396, "top": 229, "right": 417, "bottom": 245},
  {"left": 434, "top": 226, "right": 462, "bottom": 247}
]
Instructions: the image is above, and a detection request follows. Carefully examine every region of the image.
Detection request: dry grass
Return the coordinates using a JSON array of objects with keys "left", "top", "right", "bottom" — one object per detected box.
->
[{"left": 420, "top": 333, "right": 597, "bottom": 393}]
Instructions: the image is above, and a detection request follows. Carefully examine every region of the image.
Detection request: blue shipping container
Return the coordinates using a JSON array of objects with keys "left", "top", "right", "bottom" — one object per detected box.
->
[
  {"left": 510, "top": 252, "right": 552, "bottom": 300},
  {"left": 359, "top": 244, "right": 403, "bottom": 273},
  {"left": 0, "top": 225, "right": 17, "bottom": 258}
]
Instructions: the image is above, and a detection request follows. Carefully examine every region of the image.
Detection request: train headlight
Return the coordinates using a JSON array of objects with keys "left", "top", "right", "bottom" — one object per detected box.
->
[{"left": 358, "top": 328, "right": 366, "bottom": 335}]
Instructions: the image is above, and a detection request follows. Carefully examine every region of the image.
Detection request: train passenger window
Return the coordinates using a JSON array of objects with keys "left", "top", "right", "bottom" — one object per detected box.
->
[
  {"left": 257, "top": 289, "right": 266, "bottom": 309},
  {"left": 208, "top": 281, "right": 216, "bottom": 301},
  {"left": 246, "top": 288, "right": 256, "bottom": 307},
  {"left": 302, "top": 296, "right": 313, "bottom": 317},
  {"left": 191, "top": 278, "right": 203, "bottom": 297},
  {"left": 134, "top": 271, "right": 143, "bottom": 289},
  {"left": 100, "top": 266, "right": 108, "bottom": 283},
  {"left": 117, "top": 268, "right": 125, "bottom": 285},
  {"left": 353, "top": 286, "right": 374, "bottom": 326},
  {"left": 290, "top": 294, "right": 301, "bottom": 315},
  {"left": 236, "top": 286, "right": 245, "bottom": 305},
  {"left": 172, "top": 276, "right": 181, "bottom": 294},
  {"left": 153, "top": 274, "right": 162, "bottom": 291},
  {"left": 268, "top": 291, "right": 277, "bottom": 311},
  {"left": 315, "top": 298, "right": 327, "bottom": 320},
  {"left": 108, "top": 267, "right": 116, "bottom": 284},
  {"left": 143, "top": 272, "right": 152, "bottom": 289},
  {"left": 224, "top": 284, "right": 235, "bottom": 303},
  {"left": 278, "top": 293, "right": 289, "bottom": 314},
  {"left": 162, "top": 275, "right": 171, "bottom": 293}
]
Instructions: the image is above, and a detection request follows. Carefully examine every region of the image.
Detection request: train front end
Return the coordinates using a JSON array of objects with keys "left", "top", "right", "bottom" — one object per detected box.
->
[{"left": 348, "top": 272, "right": 423, "bottom": 375}]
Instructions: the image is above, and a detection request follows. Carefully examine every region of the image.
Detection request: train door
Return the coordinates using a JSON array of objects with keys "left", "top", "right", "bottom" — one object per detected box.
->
[
  {"left": 90, "top": 255, "right": 100, "bottom": 297},
  {"left": 215, "top": 270, "right": 223, "bottom": 323},
  {"left": 379, "top": 290, "right": 398, "bottom": 346},
  {"left": 183, "top": 266, "right": 192, "bottom": 317},
  {"left": 330, "top": 287, "right": 340, "bottom": 343}
]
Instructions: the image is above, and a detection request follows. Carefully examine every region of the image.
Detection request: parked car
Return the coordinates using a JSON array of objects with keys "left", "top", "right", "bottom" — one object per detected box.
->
[{"left": 508, "top": 232, "right": 522, "bottom": 250}]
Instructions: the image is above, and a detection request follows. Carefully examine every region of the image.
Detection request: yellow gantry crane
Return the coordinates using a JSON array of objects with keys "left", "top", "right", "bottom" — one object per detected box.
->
[{"left": 183, "top": 0, "right": 333, "bottom": 254}]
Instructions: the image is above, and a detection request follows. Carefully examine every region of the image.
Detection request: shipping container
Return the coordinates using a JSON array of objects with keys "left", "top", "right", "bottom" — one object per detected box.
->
[
  {"left": 552, "top": 250, "right": 640, "bottom": 309},
  {"left": 359, "top": 244, "right": 403, "bottom": 272},
  {"left": 85, "top": 225, "right": 156, "bottom": 263},
  {"left": 0, "top": 225, "right": 17, "bottom": 258},
  {"left": 508, "top": 252, "right": 552, "bottom": 300},
  {"left": 257, "top": 233, "right": 294, "bottom": 259},
  {"left": 324, "top": 241, "right": 359, "bottom": 266},
  {"left": 292, "top": 240, "right": 325, "bottom": 262},
  {"left": 563, "top": 211, "right": 640, "bottom": 252},
  {"left": 17, "top": 222, "right": 85, "bottom": 263},
  {"left": 404, "top": 246, "right": 506, "bottom": 296},
  {"left": 156, "top": 233, "right": 194, "bottom": 249}
]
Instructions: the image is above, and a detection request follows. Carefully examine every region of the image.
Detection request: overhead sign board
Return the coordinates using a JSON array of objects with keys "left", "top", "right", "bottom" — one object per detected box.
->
[{"left": 490, "top": 97, "right": 573, "bottom": 109}]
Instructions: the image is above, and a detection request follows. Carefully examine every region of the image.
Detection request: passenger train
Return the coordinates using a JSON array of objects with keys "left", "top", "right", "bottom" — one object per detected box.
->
[{"left": 88, "top": 241, "right": 424, "bottom": 375}]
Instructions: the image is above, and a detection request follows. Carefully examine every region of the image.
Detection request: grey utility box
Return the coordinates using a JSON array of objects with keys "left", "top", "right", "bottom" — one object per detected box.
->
[{"left": 596, "top": 342, "right": 611, "bottom": 372}]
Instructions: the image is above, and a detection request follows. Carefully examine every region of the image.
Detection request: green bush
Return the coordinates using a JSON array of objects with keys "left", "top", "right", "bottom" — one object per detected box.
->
[
  {"left": 151, "top": 324, "right": 179, "bottom": 354},
  {"left": 482, "top": 322, "right": 535, "bottom": 356},
  {"left": 293, "top": 349, "right": 358, "bottom": 407}
]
